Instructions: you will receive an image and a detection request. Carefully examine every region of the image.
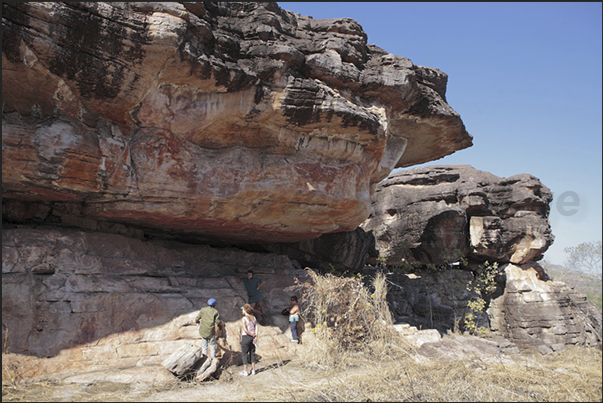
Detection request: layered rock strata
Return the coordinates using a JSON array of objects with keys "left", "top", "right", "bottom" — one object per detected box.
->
[
  {"left": 362, "top": 164, "right": 554, "bottom": 266},
  {"left": 362, "top": 164, "right": 601, "bottom": 351},
  {"left": 488, "top": 263, "right": 602, "bottom": 352},
  {"left": 2, "top": 2, "right": 472, "bottom": 243},
  {"left": 1, "top": 226, "right": 308, "bottom": 378}
]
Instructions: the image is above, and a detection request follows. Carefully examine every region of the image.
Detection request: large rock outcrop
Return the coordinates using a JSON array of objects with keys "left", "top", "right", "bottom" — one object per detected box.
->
[
  {"left": 488, "top": 263, "right": 602, "bottom": 352},
  {"left": 362, "top": 165, "right": 554, "bottom": 266},
  {"left": 362, "top": 164, "right": 601, "bottom": 351},
  {"left": 1, "top": 225, "right": 309, "bottom": 378},
  {"left": 2, "top": 2, "right": 472, "bottom": 244},
  {"left": 2, "top": 3, "right": 474, "bottom": 379}
]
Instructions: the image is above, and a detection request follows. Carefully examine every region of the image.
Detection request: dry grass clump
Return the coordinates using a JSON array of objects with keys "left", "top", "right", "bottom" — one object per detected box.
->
[
  {"left": 2, "top": 354, "right": 56, "bottom": 402},
  {"left": 294, "top": 269, "right": 415, "bottom": 371}
]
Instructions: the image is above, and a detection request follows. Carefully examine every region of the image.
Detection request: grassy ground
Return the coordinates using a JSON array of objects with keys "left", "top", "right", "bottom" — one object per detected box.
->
[{"left": 3, "top": 343, "right": 601, "bottom": 402}]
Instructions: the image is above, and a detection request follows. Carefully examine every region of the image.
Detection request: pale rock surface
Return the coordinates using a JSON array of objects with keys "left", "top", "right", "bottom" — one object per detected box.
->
[
  {"left": 162, "top": 343, "right": 203, "bottom": 377},
  {"left": 393, "top": 323, "right": 441, "bottom": 347},
  {"left": 487, "top": 263, "right": 602, "bottom": 351}
]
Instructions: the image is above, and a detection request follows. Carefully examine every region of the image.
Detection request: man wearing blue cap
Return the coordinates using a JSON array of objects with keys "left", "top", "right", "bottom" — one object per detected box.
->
[{"left": 195, "top": 298, "right": 222, "bottom": 359}]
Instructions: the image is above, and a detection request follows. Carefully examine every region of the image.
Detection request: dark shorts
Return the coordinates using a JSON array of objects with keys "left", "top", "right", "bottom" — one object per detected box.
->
[{"left": 248, "top": 293, "right": 262, "bottom": 304}]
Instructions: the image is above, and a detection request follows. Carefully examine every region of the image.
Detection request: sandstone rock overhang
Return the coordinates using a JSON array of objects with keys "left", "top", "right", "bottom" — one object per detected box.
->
[{"left": 2, "top": 2, "right": 472, "bottom": 243}]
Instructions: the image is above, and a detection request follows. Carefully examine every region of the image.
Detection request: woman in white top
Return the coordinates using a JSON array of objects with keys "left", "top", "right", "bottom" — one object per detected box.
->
[{"left": 239, "top": 303, "right": 258, "bottom": 376}]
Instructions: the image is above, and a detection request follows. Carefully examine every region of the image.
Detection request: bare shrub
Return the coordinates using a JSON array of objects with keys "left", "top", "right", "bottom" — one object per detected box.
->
[{"left": 294, "top": 268, "right": 415, "bottom": 370}]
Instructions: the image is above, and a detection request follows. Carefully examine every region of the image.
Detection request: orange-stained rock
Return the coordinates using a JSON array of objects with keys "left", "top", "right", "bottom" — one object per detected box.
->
[{"left": 2, "top": 2, "right": 472, "bottom": 243}]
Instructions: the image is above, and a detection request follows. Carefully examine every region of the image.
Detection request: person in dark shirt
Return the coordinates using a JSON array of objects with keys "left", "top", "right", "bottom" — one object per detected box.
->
[{"left": 237, "top": 270, "right": 266, "bottom": 316}]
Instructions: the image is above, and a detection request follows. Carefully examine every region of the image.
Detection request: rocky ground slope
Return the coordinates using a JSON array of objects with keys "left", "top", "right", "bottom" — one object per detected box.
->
[{"left": 3, "top": 334, "right": 601, "bottom": 402}]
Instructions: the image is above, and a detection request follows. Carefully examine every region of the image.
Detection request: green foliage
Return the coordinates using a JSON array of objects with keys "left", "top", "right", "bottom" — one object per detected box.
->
[
  {"left": 462, "top": 261, "right": 499, "bottom": 336},
  {"left": 468, "top": 261, "right": 499, "bottom": 295},
  {"left": 464, "top": 299, "right": 488, "bottom": 336}
]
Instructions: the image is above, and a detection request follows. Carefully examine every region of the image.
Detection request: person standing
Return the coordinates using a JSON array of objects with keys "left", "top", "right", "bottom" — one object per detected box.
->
[
  {"left": 237, "top": 270, "right": 266, "bottom": 316},
  {"left": 195, "top": 298, "right": 222, "bottom": 359},
  {"left": 288, "top": 295, "right": 300, "bottom": 343},
  {"left": 239, "top": 303, "right": 259, "bottom": 376}
]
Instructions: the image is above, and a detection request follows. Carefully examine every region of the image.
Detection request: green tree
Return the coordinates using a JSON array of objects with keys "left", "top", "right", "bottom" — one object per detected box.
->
[{"left": 564, "top": 241, "right": 602, "bottom": 280}]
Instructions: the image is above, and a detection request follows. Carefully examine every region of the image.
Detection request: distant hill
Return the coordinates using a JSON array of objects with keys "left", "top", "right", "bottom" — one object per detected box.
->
[{"left": 543, "top": 262, "right": 602, "bottom": 310}]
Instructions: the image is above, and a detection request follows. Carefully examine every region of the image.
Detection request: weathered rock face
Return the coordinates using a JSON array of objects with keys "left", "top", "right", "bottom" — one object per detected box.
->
[
  {"left": 488, "top": 263, "right": 602, "bottom": 352},
  {"left": 2, "top": 2, "right": 472, "bottom": 243},
  {"left": 376, "top": 262, "right": 602, "bottom": 351},
  {"left": 264, "top": 226, "right": 378, "bottom": 272},
  {"left": 362, "top": 165, "right": 601, "bottom": 351},
  {"left": 1, "top": 226, "right": 309, "bottom": 378},
  {"left": 361, "top": 165, "right": 554, "bottom": 266}
]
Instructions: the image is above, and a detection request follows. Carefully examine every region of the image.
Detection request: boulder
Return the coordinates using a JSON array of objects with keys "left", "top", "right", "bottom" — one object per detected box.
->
[
  {"left": 487, "top": 263, "right": 602, "bottom": 351},
  {"left": 2, "top": 2, "right": 471, "bottom": 244},
  {"left": 362, "top": 165, "right": 554, "bottom": 265},
  {"left": 163, "top": 344, "right": 203, "bottom": 377}
]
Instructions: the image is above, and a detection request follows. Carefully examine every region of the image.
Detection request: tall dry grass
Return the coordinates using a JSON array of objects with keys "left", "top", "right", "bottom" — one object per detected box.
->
[{"left": 293, "top": 269, "right": 416, "bottom": 372}]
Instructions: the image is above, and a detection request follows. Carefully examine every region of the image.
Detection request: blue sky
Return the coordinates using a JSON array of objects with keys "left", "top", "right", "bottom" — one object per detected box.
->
[{"left": 279, "top": 2, "right": 602, "bottom": 266}]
